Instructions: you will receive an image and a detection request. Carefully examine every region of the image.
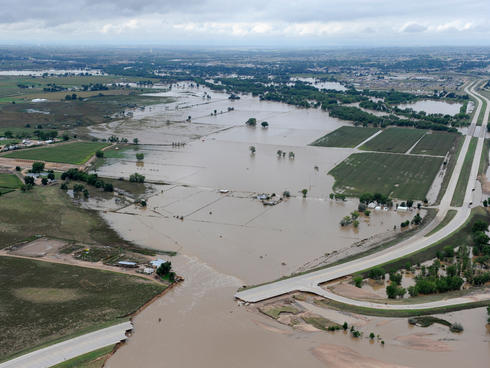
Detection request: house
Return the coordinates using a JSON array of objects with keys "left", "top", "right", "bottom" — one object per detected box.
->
[
  {"left": 142, "top": 267, "right": 154, "bottom": 275},
  {"left": 150, "top": 258, "right": 167, "bottom": 268}
]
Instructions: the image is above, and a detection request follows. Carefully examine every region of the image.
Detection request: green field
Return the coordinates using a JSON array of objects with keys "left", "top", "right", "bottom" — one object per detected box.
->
[
  {"left": 476, "top": 98, "right": 487, "bottom": 126},
  {"left": 410, "top": 132, "right": 459, "bottom": 156},
  {"left": 451, "top": 137, "right": 478, "bottom": 207},
  {"left": 311, "top": 126, "right": 379, "bottom": 148},
  {"left": 360, "top": 127, "right": 426, "bottom": 153},
  {"left": 51, "top": 345, "right": 115, "bottom": 368},
  {"left": 329, "top": 152, "right": 443, "bottom": 200},
  {"left": 0, "top": 173, "right": 22, "bottom": 194},
  {"left": 0, "top": 185, "right": 130, "bottom": 247},
  {"left": 3, "top": 141, "right": 109, "bottom": 164},
  {"left": 425, "top": 209, "right": 457, "bottom": 237},
  {"left": 0, "top": 256, "right": 165, "bottom": 360}
]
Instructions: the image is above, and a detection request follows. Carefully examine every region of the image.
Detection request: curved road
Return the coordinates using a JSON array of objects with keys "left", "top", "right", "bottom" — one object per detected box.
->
[{"left": 236, "top": 80, "right": 490, "bottom": 308}]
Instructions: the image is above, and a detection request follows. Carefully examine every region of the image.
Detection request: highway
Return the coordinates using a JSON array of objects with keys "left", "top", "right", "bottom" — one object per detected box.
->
[
  {"left": 0, "top": 322, "right": 132, "bottom": 368},
  {"left": 235, "top": 80, "right": 490, "bottom": 306}
]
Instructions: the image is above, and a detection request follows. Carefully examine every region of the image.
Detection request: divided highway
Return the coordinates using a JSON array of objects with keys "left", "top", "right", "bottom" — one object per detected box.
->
[
  {"left": 0, "top": 322, "right": 132, "bottom": 368},
  {"left": 236, "top": 80, "right": 490, "bottom": 306}
]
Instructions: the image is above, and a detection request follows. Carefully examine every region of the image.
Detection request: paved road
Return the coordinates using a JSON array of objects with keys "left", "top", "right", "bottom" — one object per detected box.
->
[
  {"left": 0, "top": 322, "right": 132, "bottom": 368},
  {"left": 236, "top": 80, "right": 490, "bottom": 305}
]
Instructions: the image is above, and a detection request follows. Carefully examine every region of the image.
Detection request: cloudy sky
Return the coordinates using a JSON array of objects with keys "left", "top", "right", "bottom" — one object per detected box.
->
[{"left": 1, "top": 0, "right": 489, "bottom": 46}]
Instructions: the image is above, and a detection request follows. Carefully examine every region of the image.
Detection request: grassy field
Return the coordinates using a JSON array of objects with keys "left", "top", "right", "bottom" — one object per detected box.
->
[
  {"left": 328, "top": 152, "right": 443, "bottom": 200},
  {"left": 434, "top": 135, "right": 464, "bottom": 205},
  {"left": 0, "top": 185, "right": 130, "bottom": 247},
  {"left": 410, "top": 132, "right": 459, "bottom": 156},
  {"left": 3, "top": 141, "right": 109, "bottom": 164},
  {"left": 0, "top": 256, "right": 165, "bottom": 360},
  {"left": 0, "top": 173, "right": 22, "bottom": 194},
  {"left": 478, "top": 138, "right": 490, "bottom": 176},
  {"left": 359, "top": 127, "right": 426, "bottom": 153},
  {"left": 476, "top": 98, "right": 487, "bottom": 126},
  {"left": 0, "top": 75, "right": 160, "bottom": 101},
  {"left": 318, "top": 298, "right": 490, "bottom": 318},
  {"left": 0, "top": 93, "right": 173, "bottom": 131},
  {"left": 451, "top": 137, "right": 478, "bottom": 207},
  {"left": 425, "top": 209, "right": 457, "bottom": 237},
  {"left": 51, "top": 345, "right": 115, "bottom": 368},
  {"left": 311, "top": 126, "right": 379, "bottom": 148}
]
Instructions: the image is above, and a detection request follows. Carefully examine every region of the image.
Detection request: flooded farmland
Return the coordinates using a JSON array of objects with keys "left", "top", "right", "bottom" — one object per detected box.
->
[
  {"left": 397, "top": 100, "right": 463, "bottom": 116},
  {"left": 94, "top": 84, "right": 486, "bottom": 368}
]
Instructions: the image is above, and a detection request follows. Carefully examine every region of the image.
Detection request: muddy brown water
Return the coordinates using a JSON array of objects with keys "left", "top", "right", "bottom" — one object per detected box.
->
[
  {"left": 94, "top": 85, "right": 487, "bottom": 367},
  {"left": 397, "top": 100, "right": 463, "bottom": 116}
]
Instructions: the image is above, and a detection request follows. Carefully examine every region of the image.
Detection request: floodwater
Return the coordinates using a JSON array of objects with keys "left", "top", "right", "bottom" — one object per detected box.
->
[
  {"left": 0, "top": 69, "right": 104, "bottom": 76},
  {"left": 398, "top": 100, "right": 463, "bottom": 116},
  {"left": 292, "top": 77, "right": 347, "bottom": 91},
  {"left": 93, "top": 84, "right": 482, "bottom": 367}
]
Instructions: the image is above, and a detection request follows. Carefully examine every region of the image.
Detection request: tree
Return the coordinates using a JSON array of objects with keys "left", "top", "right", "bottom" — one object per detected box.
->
[
  {"left": 156, "top": 261, "right": 172, "bottom": 277},
  {"left": 47, "top": 172, "right": 55, "bottom": 180},
  {"left": 368, "top": 267, "right": 385, "bottom": 280},
  {"left": 60, "top": 183, "right": 68, "bottom": 190},
  {"left": 104, "top": 183, "right": 114, "bottom": 192},
  {"left": 32, "top": 162, "right": 45, "bottom": 173},
  {"left": 412, "top": 213, "right": 422, "bottom": 225},
  {"left": 245, "top": 118, "right": 257, "bottom": 127},
  {"left": 24, "top": 176, "right": 35, "bottom": 185},
  {"left": 95, "top": 150, "right": 104, "bottom": 158},
  {"left": 386, "top": 284, "right": 405, "bottom": 299},
  {"left": 73, "top": 184, "right": 85, "bottom": 193},
  {"left": 301, "top": 189, "right": 308, "bottom": 198},
  {"left": 473, "top": 220, "right": 488, "bottom": 233},
  {"left": 261, "top": 121, "right": 269, "bottom": 128},
  {"left": 288, "top": 151, "right": 295, "bottom": 159},
  {"left": 133, "top": 138, "right": 139, "bottom": 144},
  {"left": 277, "top": 150, "right": 283, "bottom": 157},
  {"left": 41, "top": 177, "right": 48, "bottom": 185},
  {"left": 136, "top": 153, "right": 145, "bottom": 161},
  {"left": 342, "top": 322, "right": 348, "bottom": 330},
  {"left": 282, "top": 190, "right": 290, "bottom": 198},
  {"left": 407, "top": 199, "right": 414, "bottom": 208},
  {"left": 129, "top": 173, "right": 145, "bottom": 183},
  {"left": 330, "top": 193, "right": 335, "bottom": 200},
  {"left": 249, "top": 146, "right": 256, "bottom": 154}
]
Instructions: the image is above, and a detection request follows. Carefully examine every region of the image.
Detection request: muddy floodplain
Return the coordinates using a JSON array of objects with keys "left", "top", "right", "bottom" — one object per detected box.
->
[{"left": 95, "top": 84, "right": 487, "bottom": 368}]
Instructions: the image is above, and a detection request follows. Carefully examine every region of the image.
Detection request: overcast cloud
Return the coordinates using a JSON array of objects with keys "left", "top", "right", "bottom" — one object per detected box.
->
[{"left": 1, "top": 0, "right": 489, "bottom": 46}]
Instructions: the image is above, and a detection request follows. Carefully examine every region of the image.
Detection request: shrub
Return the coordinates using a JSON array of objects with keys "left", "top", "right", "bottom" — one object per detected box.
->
[
  {"left": 95, "top": 150, "right": 104, "bottom": 158},
  {"left": 368, "top": 267, "right": 385, "bottom": 280},
  {"left": 103, "top": 183, "right": 114, "bottom": 192},
  {"left": 129, "top": 173, "right": 145, "bottom": 183},
  {"left": 353, "top": 275, "right": 363, "bottom": 288}
]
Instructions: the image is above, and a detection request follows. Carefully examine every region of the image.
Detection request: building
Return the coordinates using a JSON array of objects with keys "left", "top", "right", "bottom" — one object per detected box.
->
[
  {"left": 117, "top": 261, "right": 138, "bottom": 268},
  {"left": 150, "top": 258, "right": 167, "bottom": 268}
]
